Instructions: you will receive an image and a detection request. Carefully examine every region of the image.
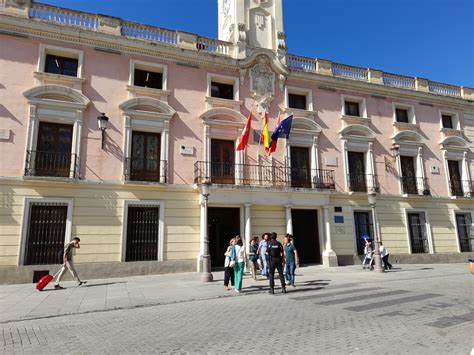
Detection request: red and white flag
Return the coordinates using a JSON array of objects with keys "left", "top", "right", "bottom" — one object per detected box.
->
[{"left": 236, "top": 112, "right": 252, "bottom": 151}]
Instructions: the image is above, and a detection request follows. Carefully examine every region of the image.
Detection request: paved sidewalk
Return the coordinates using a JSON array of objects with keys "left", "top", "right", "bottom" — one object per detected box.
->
[{"left": 0, "top": 263, "right": 470, "bottom": 324}]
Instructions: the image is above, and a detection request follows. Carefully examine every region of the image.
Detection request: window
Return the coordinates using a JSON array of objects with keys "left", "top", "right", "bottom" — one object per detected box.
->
[
  {"left": 395, "top": 108, "right": 409, "bottom": 123},
  {"left": 347, "top": 151, "right": 366, "bottom": 192},
  {"left": 407, "top": 212, "right": 430, "bottom": 254},
  {"left": 345, "top": 101, "right": 360, "bottom": 117},
  {"left": 442, "top": 114, "right": 454, "bottom": 129},
  {"left": 211, "top": 82, "right": 234, "bottom": 100},
  {"left": 45, "top": 54, "right": 78, "bottom": 77},
  {"left": 24, "top": 203, "right": 68, "bottom": 265},
  {"left": 455, "top": 213, "right": 473, "bottom": 252},
  {"left": 125, "top": 205, "right": 160, "bottom": 262},
  {"left": 128, "top": 131, "right": 161, "bottom": 182},
  {"left": 447, "top": 160, "right": 463, "bottom": 196},
  {"left": 210, "top": 139, "right": 235, "bottom": 184},
  {"left": 134, "top": 69, "right": 163, "bottom": 89},
  {"left": 27, "top": 122, "right": 74, "bottom": 178},
  {"left": 288, "top": 94, "right": 307, "bottom": 110},
  {"left": 354, "top": 211, "right": 374, "bottom": 255}
]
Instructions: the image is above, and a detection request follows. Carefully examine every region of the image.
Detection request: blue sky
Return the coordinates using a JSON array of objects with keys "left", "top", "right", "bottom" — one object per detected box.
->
[{"left": 41, "top": 0, "right": 474, "bottom": 87}]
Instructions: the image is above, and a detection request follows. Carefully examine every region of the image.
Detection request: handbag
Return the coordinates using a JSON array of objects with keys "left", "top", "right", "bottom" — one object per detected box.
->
[{"left": 229, "top": 245, "right": 236, "bottom": 268}]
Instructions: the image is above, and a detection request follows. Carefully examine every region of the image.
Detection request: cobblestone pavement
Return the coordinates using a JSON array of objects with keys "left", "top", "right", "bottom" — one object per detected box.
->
[{"left": 0, "top": 264, "right": 473, "bottom": 354}]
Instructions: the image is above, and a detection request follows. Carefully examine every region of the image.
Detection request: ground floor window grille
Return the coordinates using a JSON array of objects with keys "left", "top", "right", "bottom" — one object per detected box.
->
[
  {"left": 25, "top": 203, "right": 67, "bottom": 265},
  {"left": 407, "top": 212, "right": 429, "bottom": 253},
  {"left": 456, "top": 213, "right": 473, "bottom": 252},
  {"left": 126, "top": 205, "right": 160, "bottom": 262},
  {"left": 354, "top": 211, "right": 373, "bottom": 255}
]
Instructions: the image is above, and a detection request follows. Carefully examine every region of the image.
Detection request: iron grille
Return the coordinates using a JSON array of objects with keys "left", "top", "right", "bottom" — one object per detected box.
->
[
  {"left": 124, "top": 158, "right": 167, "bottom": 183},
  {"left": 401, "top": 177, "right": 430, "bottom": 195},
  {"left": 125, "top": 206, "right": 160, "bottom": 262},
  {"left": 24, "top": 150, "right": 78, "bottom": 178},
  {"left": 25, "top": 203, "right": 67, "bottom": 265},
  {"left": 407, "top": 213, "right": 429, "bottom": 254}
]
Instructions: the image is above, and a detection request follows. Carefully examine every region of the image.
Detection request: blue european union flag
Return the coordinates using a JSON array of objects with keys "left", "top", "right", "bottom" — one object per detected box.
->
[{"left": 271, "top": 115, "right": 293, "bottom": 140}]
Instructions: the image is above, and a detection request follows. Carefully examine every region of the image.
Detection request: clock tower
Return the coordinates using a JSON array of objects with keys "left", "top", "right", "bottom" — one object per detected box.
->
[{"left": 218, "top": 0, "right": 286, "bottom": 54}]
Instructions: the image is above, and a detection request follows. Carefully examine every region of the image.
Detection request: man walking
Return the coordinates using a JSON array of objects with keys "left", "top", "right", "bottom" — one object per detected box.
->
[
  {"left": 257, "top": 233, "right": 270, "bottom": 278},
  {"left": 54, "top": 236, "right": 86, "bottom": 289},
  {"left": 266, "top": 232, "right": 286, "bottom": 294}
]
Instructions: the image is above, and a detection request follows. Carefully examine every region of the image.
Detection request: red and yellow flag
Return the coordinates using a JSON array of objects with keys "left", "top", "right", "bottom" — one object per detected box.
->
[{"left": 261, "top": 112, "right": 271, "bottom": 152}]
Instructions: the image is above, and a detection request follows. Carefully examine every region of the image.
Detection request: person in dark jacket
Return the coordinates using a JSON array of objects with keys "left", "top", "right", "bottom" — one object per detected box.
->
[{"left": 266, "top": 232, "right": 286, "bottom": 294}]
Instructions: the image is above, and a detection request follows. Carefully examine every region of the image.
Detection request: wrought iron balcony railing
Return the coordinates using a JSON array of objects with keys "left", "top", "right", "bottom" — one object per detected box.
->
[
  {"left": 449, "top": 180, "right": 473, "bottom": 197},
  {"left": 347, "top": 173, "right": 379, "bottom": 193},
  {"left": 24, "top": 150, "right": 78, "bottom": 178},
  {"left": 194, "top": 161, "right": 335, "bottom": 190},
  {"left": 124, "top": 158, "right": 167, "bottom": 183},
  {"left": 400, "top": 176, "right": 431, "bottom": 195}
]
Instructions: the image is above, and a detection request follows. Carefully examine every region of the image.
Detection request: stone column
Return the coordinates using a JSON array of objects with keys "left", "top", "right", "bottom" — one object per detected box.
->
[
  {"left": 244, "top": 204, "right": 252, "bottom": 253},
  {"left": 322, "top": 206, "right": 338, "bottom": 267},
  {"left": 285, "top": 205, "right": 293, "bottom": 235},
  {"left": 198, "top": 195, "right": 206, "bottom": 273}
]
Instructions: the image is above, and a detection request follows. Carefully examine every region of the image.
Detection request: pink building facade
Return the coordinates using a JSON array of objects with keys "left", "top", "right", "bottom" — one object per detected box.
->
[{"left": 0, "top": 0, "right": 473, "bottom": 283}]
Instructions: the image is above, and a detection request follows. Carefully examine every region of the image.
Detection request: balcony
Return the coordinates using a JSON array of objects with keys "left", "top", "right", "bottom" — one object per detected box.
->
[
  {"left": 449, "top": 180, "right": 473, "bottom": 198},
  {"left": 24, "top": 150, "right": 77, "bottom": 178},
  {"left": 400, "top": 176, "right": 431, "bottom": 196},
  {"left": 124, "top": 158, "right": 167, "bottom": 183},
  {"left": 194, "top": 161, "right": 335, "bottom": 190},
  {"left": 347, "top": 173, "right": 379, "bottom": 193}
]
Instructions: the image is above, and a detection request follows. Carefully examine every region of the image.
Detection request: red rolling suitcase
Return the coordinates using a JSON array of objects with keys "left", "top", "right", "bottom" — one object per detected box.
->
[{"left": 36, "top": 269, "right": 61, "bottom": 291}]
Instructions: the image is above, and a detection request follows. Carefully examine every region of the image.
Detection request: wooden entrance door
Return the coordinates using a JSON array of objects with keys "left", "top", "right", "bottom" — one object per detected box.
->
[
  {"left": 35, "top": 122, "right": 73, "bottom": 177},
  {"left": 447, "top": 160, "right": 463, "bottom": 196},
  {"left": 211, "top": 139, "right": 235, "bottom": 184},
  {"left": 291, "top": 209, "right": 320, "bottom": 264},
  {"left": 130, "top": 131, "right": 161, "bottom": 182},
  {"left": 290, "top": 147, "right": 311, "bottom": 188},
  {"left": 348, "top": 152, "right": 366, "bottom": 192},
  {"left": 400, "top": 156, "right": 417, "bottom": 194},
  {"left": 208, "top": 208, "right": 240, "bottom": 268}
]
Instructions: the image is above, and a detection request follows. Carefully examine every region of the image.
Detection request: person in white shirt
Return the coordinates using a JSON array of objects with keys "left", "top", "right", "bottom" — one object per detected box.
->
[
  {"left": 379, "top": 242, "right": 393, "bottom": 270},
  {"left": 233, "top": 236, "right": 246, "bottom": 293}
]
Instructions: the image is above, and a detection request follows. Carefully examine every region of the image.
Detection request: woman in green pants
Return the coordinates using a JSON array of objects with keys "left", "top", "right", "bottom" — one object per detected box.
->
[{"left": 233, "top": 236, "right": 246, "bottom": 293}]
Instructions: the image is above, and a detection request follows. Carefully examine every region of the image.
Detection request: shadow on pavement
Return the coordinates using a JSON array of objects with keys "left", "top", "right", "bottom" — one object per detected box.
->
[{"left": 84, "top": 282, "right": 127, "bottom": 288}]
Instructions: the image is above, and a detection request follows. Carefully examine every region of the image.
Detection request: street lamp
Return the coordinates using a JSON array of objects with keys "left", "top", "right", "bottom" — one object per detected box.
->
[
  {"left": 368, "top": 192, "right": 384, "bottom": 273},
  {"left": 97, "top": 113, "right": 109, "bottom": 150},
  {"left": 199, "top": 179, "right": 213, "bottom": 282}
]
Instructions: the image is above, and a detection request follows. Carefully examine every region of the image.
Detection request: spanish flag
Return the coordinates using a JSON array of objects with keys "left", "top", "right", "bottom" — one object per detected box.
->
[{"left": 261, "top": 112, "right": 271, "bottom": 152}]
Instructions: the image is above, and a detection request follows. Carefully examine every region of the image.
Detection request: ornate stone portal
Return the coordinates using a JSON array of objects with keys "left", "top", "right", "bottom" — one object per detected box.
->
[{"left": 250, "top": 58, "right": 275, "bottom": 112}]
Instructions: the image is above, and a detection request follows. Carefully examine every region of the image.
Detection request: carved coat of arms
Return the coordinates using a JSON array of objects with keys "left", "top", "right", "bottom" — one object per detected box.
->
[{"left": 250, "top": 61, "right": 275, "bottom": 112}]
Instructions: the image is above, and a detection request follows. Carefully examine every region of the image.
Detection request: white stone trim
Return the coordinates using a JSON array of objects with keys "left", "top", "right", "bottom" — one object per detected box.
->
[
  {"left": 121, "top": 200, "right": 165, "bottom": 262},
  {"left": 341, "top": 94, "right": 368, "bottom": 118},
  {"left": 18, "top": 197, "right": 74, "bottom": 266},
  {"left": 402, "top": 208, "right": 434, "bottom": 254},
  {"left": 451, "top": 209, "right": 474, "bottom": 253},
  {"left": 23, "top": 85, "right": 90, "bottom": 178},
  {"left": 392, "top": 102, "right": 416, "bottom": 124},
  {"left": 37, "top": 43, "right": 84, "bottom": 78},
  {"left": 439, "top": 109, "right": 460, "bottom": 130},
  {"left": 120, "top": 97, "right": 175, "bottom": 183},
  {"left": 207, "top": 72, "right": 240, "bottom": 100},
  {"left": 284, "top": 85, "right": 313, "bottom": 111}
]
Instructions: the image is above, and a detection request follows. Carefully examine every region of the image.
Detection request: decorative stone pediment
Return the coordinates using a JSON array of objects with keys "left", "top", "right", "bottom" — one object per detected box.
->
[
  {"left": 440, "top": 136, "right": 470, "bottom": 151},
  {"left": 339, "top": 124, "right": 376, "bottom": 141},
  {"left": 24, "top": 85, "right": 90, "bottom": 109},
  {"left": 392, "top": 131, "right": 423, "bottom": 146},
  {"left": 119, "top": 97, "right": 176, "bottom": 120},
  {"left": 200, "top": 107, "right": 247, "bottom": 128}
]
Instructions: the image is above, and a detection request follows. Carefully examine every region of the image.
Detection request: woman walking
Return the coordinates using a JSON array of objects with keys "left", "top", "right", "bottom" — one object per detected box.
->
[
  {"left": 233, "top": 236, "right": 246, "bottom": 293},
  {"left": 223, "top": 238, "right": 235, "bottom": 290}
]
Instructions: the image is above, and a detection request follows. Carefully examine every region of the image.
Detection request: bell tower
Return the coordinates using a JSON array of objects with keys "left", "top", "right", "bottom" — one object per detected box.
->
[{"left": 218, "top": 0, "right": 286, "bottom": 54}]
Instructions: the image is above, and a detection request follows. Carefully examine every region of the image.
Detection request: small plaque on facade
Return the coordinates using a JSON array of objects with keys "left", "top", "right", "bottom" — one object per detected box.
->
[
  {"left": 334, "top": 206, "right": 343, "bottom": 213},
  {"left": 336, "top": 226, "right": 345, "bottom": 234},
  {"left": 0, "top": 129, "right": 10, "bottom": 140},
  {"left": 180, "top": 145, "right": 194, "bottom": 155},
  {"left": 430, "top": 166, "right": 440, "bottom": 174},
  {"left": 325, "top": 157, "right": 338, "bottom": 167},
  {"left": 334, "top": 216, "right": 344, "bottom": 224}
]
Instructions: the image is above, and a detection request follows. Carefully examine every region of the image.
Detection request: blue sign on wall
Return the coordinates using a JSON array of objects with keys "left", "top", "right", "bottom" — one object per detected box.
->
[{"left": 334, "top": 216, "right": 344, "bottom": 224}]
